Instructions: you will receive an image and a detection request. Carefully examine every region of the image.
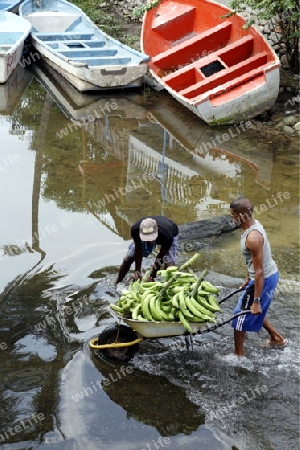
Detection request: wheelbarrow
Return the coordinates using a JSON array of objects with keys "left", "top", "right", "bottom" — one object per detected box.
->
[{"left": 89, "top": 287, "right": 250, "bottom": 361}]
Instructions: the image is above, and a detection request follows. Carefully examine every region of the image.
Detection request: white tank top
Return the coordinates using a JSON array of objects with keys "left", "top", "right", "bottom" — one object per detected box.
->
[{"left": 241, "top": 220, "right": 278, "bottom": 279}]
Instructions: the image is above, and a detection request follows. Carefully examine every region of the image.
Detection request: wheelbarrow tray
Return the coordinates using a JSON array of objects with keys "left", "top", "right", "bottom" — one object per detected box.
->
[{"left": 114, "top": 313, "right": 208, "bottom": 338}]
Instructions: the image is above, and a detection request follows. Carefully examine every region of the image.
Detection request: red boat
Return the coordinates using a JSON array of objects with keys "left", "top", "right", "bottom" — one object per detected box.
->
[{"left": 141, "top": 0, "right": 280, "bottom": 126}]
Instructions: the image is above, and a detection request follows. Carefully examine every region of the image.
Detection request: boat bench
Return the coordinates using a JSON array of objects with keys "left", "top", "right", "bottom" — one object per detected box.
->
[
  {"left": 179, "top": 52, "right": 268, "bottom": 99},
  {"left": 24, "top": 12, "right": 82, "bottom": 33},
  {"left": 163, "top": 35, "right": 255, "bottom": 91},
  {"left": 59, "top": 49, "right": 118, "bottom": 58},
  {"left": 151, "top": 1, "right": 197, "bottom": 41},
  {"left": 35, "top": 32, "right": 95, "bottom": 41},
  {"left": 65, "top": 56, "right": 132, "bottom": 66},
  {"left": 151, "top": 21, "right": 232, "bottom": 70},
  {"left": 44, "top": 40, "right": 106, "bottom": 50}
]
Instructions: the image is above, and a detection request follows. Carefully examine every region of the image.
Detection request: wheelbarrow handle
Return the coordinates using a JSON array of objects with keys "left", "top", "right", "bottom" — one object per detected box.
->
[
  {"left": 196, "top": 309, "right": 251, "bottom": 335},
  {"left": 218, "top": 287, "right": 246, "bottom": 305}
]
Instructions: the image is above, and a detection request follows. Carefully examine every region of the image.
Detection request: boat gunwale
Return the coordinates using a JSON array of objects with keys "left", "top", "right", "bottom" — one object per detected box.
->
[{"left": 0, "top": 12, "right": 31, "bottom": 55}]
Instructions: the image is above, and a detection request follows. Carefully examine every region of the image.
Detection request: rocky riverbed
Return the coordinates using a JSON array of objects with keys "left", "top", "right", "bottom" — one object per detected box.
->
[{"left": 103, "top": 0, "right": 300, "bottom": 137}]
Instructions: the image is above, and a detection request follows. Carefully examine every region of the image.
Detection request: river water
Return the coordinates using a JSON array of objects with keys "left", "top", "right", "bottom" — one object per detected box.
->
[{"left": 0, "top": 62, "right": 299, "bottom": 450}]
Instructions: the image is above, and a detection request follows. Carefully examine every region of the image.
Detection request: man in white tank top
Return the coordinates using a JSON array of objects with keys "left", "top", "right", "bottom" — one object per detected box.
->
[{"left": 229, "top": 197, "right": 286, "bottom": 356}]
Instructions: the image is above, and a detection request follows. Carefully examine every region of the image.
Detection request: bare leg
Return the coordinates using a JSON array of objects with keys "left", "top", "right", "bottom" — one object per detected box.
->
[
  {"left": 115, "top": 256, "right": 135, "bottom": 284},
  {"left": 234, "top": 330, "right": 246, "bottom": 356},
  {"left": 263, "top": 318, "right": 286, "bottom": 345}
]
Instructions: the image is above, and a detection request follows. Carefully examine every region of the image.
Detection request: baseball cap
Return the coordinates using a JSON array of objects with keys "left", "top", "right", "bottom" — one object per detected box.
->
[{"left": 139, "top": 218, "right": 158, "bottom": 241}]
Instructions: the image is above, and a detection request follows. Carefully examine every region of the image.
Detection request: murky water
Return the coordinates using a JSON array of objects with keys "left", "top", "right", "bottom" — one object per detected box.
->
[{"left": 0, "top": 62, "right": 299, "bottom": 450}]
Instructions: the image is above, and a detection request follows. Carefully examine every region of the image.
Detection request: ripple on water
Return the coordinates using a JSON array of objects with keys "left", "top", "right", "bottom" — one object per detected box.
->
[{"left": 13, "top": 334, "right": 57, "bottom": 362}]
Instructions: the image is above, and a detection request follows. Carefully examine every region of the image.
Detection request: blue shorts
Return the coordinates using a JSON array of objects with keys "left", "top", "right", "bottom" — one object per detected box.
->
[
  {"left": 231, "top": 272, "right": 279, "bottom": 332},
  {"left": 127, "top": 236, "right": 179, "bottom": 264}
]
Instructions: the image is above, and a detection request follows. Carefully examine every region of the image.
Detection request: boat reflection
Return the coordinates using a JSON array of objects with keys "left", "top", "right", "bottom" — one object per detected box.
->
[
  {"left": 148, "top": 91, "right": 274, "bottom": 190},
  {"left": 0, "top": 63, "right": 32, "bottom": 115},
  {"left": 29, "top": 59, "right": 275, "bottom": 239}
]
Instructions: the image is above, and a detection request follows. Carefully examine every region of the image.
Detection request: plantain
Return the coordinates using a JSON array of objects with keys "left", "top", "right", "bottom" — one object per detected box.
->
[
  {"left": 178, "top": 310, "right": 193, "bottom": 333},
  {"left": 137, "top": 314, "right": 148, "bottom": 322},
  {"left": 155, "top": 298, "right": 172, "bottom": 321},
  {"left": 185, "top": 296, "right": 207, "bottom": 320},
  {"left": 171, "top": 292, "right": 181, "bottom": 308},
  {"left": 195, "top": 295, "right": 216, "bottom": 318},
  {"left": 122, "top": 298, "right": 137, "bottom": 311},
  {"left": 196, "top": 289, "right": 210, "bottom": 297},
  {"left": 200, "top": 281, "right": 220, "bottom": 294},
  {"left": 149, "top": 296, "right": 162, "bottom": 321},
  {"left": 207, "top": 294, "right": 221, "bottom": 311},
  {"left": 132, "top": 304, "right": 142, "bottom": 320},
  {"left": 110, "top": 304, "right": 124, "bottom": 314},
  {"left": 111, "top": 253, "right": 223, "bottom": 324},
  {"left": 141, "top": 293, "right": 155, "bottom": 321}
]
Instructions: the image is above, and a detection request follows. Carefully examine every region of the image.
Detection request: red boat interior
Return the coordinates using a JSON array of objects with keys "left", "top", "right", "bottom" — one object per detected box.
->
[{"left": 143, "top": 0, "right": 277, "bottom": 102}]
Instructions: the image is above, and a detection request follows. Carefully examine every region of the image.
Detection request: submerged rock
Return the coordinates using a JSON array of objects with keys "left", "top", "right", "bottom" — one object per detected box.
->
[{"left": 178, "top": 215, "right": 239, "bottom": 249}]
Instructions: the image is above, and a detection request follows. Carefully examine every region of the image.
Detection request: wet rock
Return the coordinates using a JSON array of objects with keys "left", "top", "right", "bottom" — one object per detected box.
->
[
  {"left": 283, "top": 116, "right": 299, "bottom": 126},
  {"left": 294, "top": 122, "right": 300, "bottom": 131},
  {"left": 282, "top": 125, "right": 295, "bottom": 135},
  {"left": 178, "top": 215, "right": 239, "bottom": 248}
]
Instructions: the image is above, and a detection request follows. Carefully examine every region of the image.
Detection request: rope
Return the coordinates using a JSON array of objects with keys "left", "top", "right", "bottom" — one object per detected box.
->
[{"left": 89, "top": 337, "right": 143, "bottom": 349}]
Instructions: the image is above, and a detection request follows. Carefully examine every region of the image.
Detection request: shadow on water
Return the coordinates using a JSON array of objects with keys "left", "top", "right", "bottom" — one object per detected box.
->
[
  {"left": 56, "top": 338, "right": 245, "bottom": 449},
  {"left": 91, "top": 352, "right": 206, "bottom": 437},
  {"left": 0, "top": 59, "right": 299, "bottom": 450}
]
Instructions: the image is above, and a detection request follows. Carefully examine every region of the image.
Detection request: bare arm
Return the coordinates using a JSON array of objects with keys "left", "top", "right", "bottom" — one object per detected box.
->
[
  {"left": 246, "top": 230, "right": 264, "bottom": 314},
  {"left": 133, "top": 241, "right": 143, "bottom": 278},
  {"left": 150, "top": 247, "right": 169, "bottom": 279}
]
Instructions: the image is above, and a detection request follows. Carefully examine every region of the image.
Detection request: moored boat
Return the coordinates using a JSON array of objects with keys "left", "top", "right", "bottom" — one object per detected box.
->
[
  {"left": 141, "top": 0, "right": 280, "bottom": 126},
  {"left": 19, "top": 0, "right": 149, "bottom": 92},
  {"left": 0, "top": 11, "right": 31, "bottom": 83},
  {"left": 0, "top": 0, "right": 23, "bottom": 12}
]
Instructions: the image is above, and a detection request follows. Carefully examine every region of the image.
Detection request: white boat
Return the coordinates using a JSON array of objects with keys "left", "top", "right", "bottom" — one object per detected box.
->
[
  {"left": 0, "top": 12, "right": 31, "bottom": 83},
  {"left": 19, "top": 0, "right": 149, "bottom": 92},
  {"left": 0, "top": 0, "right": 23, "bottom": 12}
]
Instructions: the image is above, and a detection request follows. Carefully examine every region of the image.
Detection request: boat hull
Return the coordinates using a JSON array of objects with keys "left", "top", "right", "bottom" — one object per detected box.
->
[
  {"left": 168, "top": 67, "right": 280, "bottom": 126},
  {"left": 0, "top": 0, "right": 22, "bottom": 12},
  {"left": 141, "top": 0, "right": 280, "bottom": 126},
  {"left": 0, "top": 12, "right": 31, "bottom": 83},
  {"left": 31, "top": 41, "right": 147, "bottom": 91},
  {"left": 20, "top": 0, "right": 149, "bottom": 91},
  {"left": 0, "top": 44, "right": 24, "bottom": 83}
]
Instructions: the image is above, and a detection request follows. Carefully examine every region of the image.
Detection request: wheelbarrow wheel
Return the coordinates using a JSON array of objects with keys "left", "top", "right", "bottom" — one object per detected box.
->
[{"left": 96, "top": 324, "right": 140, "bottom": 362}]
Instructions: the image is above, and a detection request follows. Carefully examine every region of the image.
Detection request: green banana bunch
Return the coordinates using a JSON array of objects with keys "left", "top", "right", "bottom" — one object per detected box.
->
[{"left": 110, "top": 254, "right": 222, "bottom": 332}]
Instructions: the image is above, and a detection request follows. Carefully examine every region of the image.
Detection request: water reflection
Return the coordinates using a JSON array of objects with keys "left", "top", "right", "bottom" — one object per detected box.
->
[
  {"left": 0, "top": 61, "right": 299, "bottom": 450},
  {"left": 0, "top": 64, "right": 32, "bottom": 116},
  {"left": 92, "top": 355, "right": 205, "bottom": 436},
  {"left": 27, "top": 60, "right": 283, "bottom": 232}
]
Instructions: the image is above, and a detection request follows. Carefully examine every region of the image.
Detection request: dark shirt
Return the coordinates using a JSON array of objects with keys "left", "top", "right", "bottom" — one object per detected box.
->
[{"left": 131, "top": 216, "right": 179, "bottom": 250}]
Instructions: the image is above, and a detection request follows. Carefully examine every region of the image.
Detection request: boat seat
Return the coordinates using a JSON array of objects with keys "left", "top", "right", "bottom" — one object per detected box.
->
[
  {"left": 179, "top": 52, "right": 268, "bottom": 99},
  {"left": 35, "top": 32, "right": 94, "bottom": 41},
  {"left": 0, "top": 32, "right": 23, "bottom": 45},
  {"left": 151, "top": 1, "right": 196, "bottom": 41},
  {"left": 60, "top": 48, "right": 118, "bottom": 57},
  {"left": 163, "top": 35, "right": 254, "bottom": 91},
  {"left": 151, "top": 21, "right": 232, "bottom": 70},
  {"left": 67, "top": 56, "right": 132, "bottom": 66},
  {"left": 24, "top": 12, "right": 81, "bottom": 33},
  {"left": 42, "top": 40, "right": 106, "bottom": 50}
]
